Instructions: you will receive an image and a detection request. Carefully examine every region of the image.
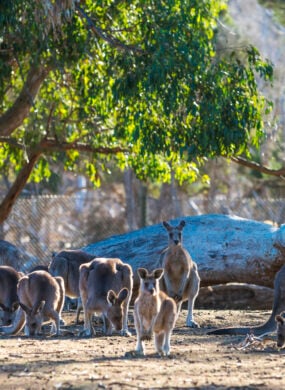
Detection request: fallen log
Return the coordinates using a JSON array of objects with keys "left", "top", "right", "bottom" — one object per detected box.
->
[
  {"left": 196, "top": 283, "right": 274, "bottom": 310},
  {"left": 84, "top": 214, "right": 285, "bottom": 297}
]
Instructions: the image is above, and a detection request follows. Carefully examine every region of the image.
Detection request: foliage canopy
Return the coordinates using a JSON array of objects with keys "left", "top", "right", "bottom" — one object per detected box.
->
[{"left": 0, "top": 0, "right": 274, "bottom": 219}]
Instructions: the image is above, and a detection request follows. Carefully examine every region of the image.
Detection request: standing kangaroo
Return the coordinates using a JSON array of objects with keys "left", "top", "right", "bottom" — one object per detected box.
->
[
  {"left": 134, "top": 267, "right": 177, "bottom": 356},
  {"left": 159, "top": 220, "right": 200, "bottom": 327},
  {"left": 49, "top": 249, "right": 95, "bottom": 323},
  {"left": 0, "top": 266, "right": 22, "bottom": 326},
  {"left": 208, "top": 265, "right": 285, "bottom": 336},
  {"left": 79, "top": 258, "right": 133, "bottom": 337},
  {"left": 18, "top": 270, "right": 65, "bottom": 336}
]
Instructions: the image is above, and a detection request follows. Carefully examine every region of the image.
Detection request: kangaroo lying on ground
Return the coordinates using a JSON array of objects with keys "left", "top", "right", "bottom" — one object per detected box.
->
[
  {"left": 49, "top": 249, "right": 95, "bottom": 323},
  {"left": 18, "top": 270, "right": 65, "bottom": 336},
  {"left": 208, "top": 264, "right": 285, "bottom": 336},
  {"left": 134, "top": 267, "right": 177, "bottom": 356},
  {"left": 79, "top": 258, "right": 132, "bottom": 336},
  {"left": 0, "top": 266, "right": 23, "bottom": 326},
  {"left": 158, "top": 220, "right": 200, "bottom": 327}
]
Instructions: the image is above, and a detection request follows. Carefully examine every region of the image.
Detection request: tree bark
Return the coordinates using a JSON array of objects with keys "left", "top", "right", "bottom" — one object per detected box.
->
[
  {"left": 84, "top": 214, "right": 285, "bottom": 293},
  {"left": 0, "top": 151, "right": 41, "bottom": 223},
  {"left": 0, "top": 65, "right": 50, "bottom": 137}
]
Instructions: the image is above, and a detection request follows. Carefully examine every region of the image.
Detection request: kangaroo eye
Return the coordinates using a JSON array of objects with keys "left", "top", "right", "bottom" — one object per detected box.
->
[
  {"left": 144, "top": 282, "right": 149, "bottom": 288},
  {"left": 169, "top": 233, "right": 173, "bottom": 239}
]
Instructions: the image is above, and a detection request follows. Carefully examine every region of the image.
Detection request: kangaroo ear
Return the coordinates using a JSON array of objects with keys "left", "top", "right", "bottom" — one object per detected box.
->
[
  {"left": 117, "top": 288, "right": 128, "bottom": 304},
  {"left": 19, "top": 302, "right": 32, "bottom": 316},
  {"left": 153, "top": 268, "right": 164, "bottom": 280},
  {"left": 107, "top": 290, "right": 117, "bottom": 306},
  {"left": 0, "top": 303, "right": 9, "bottom": 312},
  {"left": 32, "top": 300, "right": 45, "bottom": 315},
  {"left": 276, "top": 314, "right": 285, "bottom": 324},
  {"left": 163, "top": 221, "right": 171, "bottom": 231},
  {"left": 11, "top": 301, "right": 19, "bottom": 312},
  {"left": 178, "top": 220, "right": 186, "bottom": 230},
  {"left": 137, "top": 268, "right": 147, "bottom": 279}
]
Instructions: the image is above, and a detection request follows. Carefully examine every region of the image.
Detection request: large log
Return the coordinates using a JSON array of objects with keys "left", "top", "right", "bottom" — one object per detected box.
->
[{"left": 84, "top": 214, "right": 285, "bottom": 293}]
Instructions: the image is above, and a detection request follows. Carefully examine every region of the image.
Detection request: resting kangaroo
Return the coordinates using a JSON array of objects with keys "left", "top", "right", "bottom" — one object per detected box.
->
[
  {"left": 208, "top": 265, "right": 285, "bottom": 336},
  {"left": 0, "top": 266, "right": 22, "bottom": 326},
  {"left": 49, "top": 249, "right": 95, "bottom": 323},
  {"left": 79, "top": 258, "right": 132, "bottom": 336},
  {"left": 134, "top": 268, "right": 177, "bottom": 356},
  {"left": 18, "top": 270, "right": 65, "bottom": 336},
  {"left": 159, "top": 220, "right": 200, "bottom": 327}
]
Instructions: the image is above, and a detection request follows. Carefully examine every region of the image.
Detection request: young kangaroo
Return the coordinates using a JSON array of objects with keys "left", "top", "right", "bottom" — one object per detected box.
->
[
  {"left": 17, "top": 270, "right": 65, "bottom": 336},
  {"left": 134, "top": 268, "right": 177, "bottom": 356},
  {"left": 49, "top": 249, "right": 95, "bottom": 323},
  {"left": 0, "top": 266, "right": 22, "bottom": 326},
  {"left": 79, "top": 258, "right": 133, "bottom": 337},
  {"left": 159, "top": 220, "right": 200, "bottom": 327},
  {"left": 276, "top": 312, "right": 285, "bottom": 348}
]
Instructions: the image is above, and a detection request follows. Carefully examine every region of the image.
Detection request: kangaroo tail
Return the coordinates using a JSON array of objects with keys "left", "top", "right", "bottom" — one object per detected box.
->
[{"left": 208, "top": 313, "right": 277, "bottom": 336}]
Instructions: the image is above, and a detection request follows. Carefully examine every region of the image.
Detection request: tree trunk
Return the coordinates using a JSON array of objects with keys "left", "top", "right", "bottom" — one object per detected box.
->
[
  {"left": 0, "top": 152, "right": 41, "bottom": 223},
  {"left": 0, "top": 65, "right": 50, "bottom": 136},
  {"left": 84, "top": 214, "right": 285, "bottom": 293}
]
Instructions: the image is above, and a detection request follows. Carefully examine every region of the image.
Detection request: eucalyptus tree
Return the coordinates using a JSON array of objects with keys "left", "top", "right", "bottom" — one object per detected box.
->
[{"left": 0, "top": 0, "right": 275, "bottom": 223}]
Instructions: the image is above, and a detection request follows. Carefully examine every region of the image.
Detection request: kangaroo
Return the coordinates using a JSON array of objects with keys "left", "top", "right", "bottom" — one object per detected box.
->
[
  {"left": 158, "top": 220, "right": 200, "bottom": 327},
  {"left": 276, "top": 312, "right": 285, "bottom": 348},
  {"left": 134, "top": 267, "right": 177, "bottom": 356},
  {"left": 0, "top": 266, "right": 22, "bottom": 326},
  {"left": 49, "top": 249, "right": 95, "bottom": 323},
  {"left": 17, "top": 270, "right": 65, "bottom": 336},
  {"left": 208, "top": 265, "right": 285, "bottom": 336},
  {"left": 79, "top": 258, "right": 132, "bottom": 337}
]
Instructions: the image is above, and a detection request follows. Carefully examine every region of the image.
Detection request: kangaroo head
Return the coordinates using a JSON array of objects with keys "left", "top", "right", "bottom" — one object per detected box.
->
[
  {"left": 106, "top": 288, "right": 129, "bottom": 331},
  {"left": 137, "top": 268, "right": 164, "bottom": 296},
  {"left": 49, "top": 257, "right": 68, "bottom": 279},
  {"left": 276, "top": 312, "right": 285, "bottom": 348},
  {"left": 0, "top": 301, "right": 19, "bottom": 326},
  {"left": 20, "top": 300, "right": 45, "bottom": 336},
  {"left": 163, "top": 220, "right": 185, "bottom": 246}
]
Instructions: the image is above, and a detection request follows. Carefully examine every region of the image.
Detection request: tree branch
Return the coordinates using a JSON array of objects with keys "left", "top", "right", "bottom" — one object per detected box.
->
[
  {"left": 75, "top": 5, "right": 145, "bottom": 54},
  {"left": 230, "top": 156, "right": 285, "bottom": 178},
  {"left": 0, "top": 64, "right": 51, "bottom": 137}
]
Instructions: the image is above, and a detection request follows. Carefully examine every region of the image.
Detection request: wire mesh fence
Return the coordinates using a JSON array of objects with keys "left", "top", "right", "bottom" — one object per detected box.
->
[{"left": 1, "top": 189, "right": 285, "bottom": 270}]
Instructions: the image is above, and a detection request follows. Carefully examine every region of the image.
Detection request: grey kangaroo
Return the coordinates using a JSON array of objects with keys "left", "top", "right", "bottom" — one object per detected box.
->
[
  {"left": 134, "top": 267, "right": 177, "bottom": 356},
  {"left": 209, "top": 265, "right": 285, "bottom": 336},
  {"left": 79, "top": 258, "right": 133, "bottom": 336},
  {"left": 18, "top": 270, "right": 65, "bottom": 336},
  {"left": 0, "top": 266, "right": 22, "bottom": 326},
  {"left": 49, "top": 249, "right": 95, "bottom": 323},
  {"left": 159, "top": 220, "right": 200, "bottom": 327}
]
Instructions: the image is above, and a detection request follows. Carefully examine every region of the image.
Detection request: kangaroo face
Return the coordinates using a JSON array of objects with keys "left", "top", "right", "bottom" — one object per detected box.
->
[
  {"left": 20, "top": 301, "right": 45, "bottom": 336},
  {"left": 0, "top": 302, "right": 19, "bottom": 326},
  {"left": 276, "top": 313, "right": 285, "bottom": 347},
  {"left": 106, "top": 288, "right": 128, "bottom": 331},
  {"left": 163, "top": 220, "right": 185, "bottom": 246},
  {"left": 137, "top": 268, "right": 164, "bottom": 296}
]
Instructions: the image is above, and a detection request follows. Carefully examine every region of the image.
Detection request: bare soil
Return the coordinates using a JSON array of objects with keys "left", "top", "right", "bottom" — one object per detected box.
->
[{"left": 0, "top": 308, "right": 284, "bottom": 390}]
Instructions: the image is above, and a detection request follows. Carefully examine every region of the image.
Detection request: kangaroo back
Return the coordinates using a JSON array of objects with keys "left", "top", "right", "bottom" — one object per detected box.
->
[
  {"left": 80, "top": 258, "right": 132, "bottom": 336},
  {"left": 18, "top": 270, "right": 64, "bottom": 336}
]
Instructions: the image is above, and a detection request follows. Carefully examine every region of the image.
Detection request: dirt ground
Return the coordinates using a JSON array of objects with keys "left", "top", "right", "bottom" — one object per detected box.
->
[{"left": 0, "top": 308, "right": 284, "bottom": 390}]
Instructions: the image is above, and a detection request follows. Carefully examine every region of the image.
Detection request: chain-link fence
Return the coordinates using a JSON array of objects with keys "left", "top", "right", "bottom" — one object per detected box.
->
[{"left": 1, "top": 189, "right": 285, "bottom": 270}]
